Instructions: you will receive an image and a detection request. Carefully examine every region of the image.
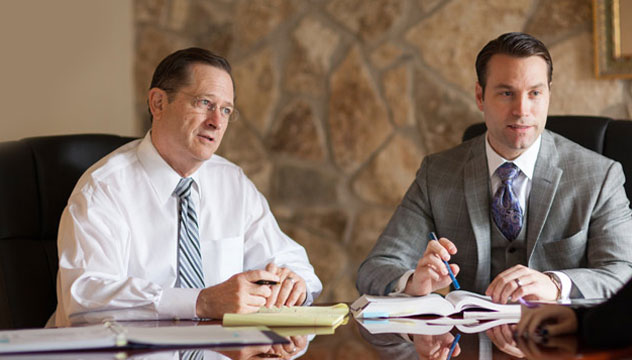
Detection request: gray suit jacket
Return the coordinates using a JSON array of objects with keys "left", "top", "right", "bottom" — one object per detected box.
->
[{"left": 357, "top": 130, "right": 632, "bottom": 299}]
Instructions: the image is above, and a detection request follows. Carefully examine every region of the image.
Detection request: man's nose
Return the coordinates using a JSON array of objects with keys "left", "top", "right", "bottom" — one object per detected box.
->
[
  {"left": 512, "top": 94, "right": 529, "bottom": 117},
  {"left": 204, "top": 108, "right": 222, "bottom": 129}
]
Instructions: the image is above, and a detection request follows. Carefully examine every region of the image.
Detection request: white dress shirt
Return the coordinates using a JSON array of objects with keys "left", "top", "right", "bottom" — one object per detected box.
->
[
  {"left": 52, "top": 132, "right": 322, "bottom": 326},
  {"left": 392, "top": 133, "right": 570, "bottom": 299}
]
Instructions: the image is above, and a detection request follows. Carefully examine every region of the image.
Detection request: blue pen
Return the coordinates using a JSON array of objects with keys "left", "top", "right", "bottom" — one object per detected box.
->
[
  {"left": 447, "top": 333, "right": 461, "bottom": 360},
  {"left": 429, "top": 232, "right": 460, "bottom": 290}
]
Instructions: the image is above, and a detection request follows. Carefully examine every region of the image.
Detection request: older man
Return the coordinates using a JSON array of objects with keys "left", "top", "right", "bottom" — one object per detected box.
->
[{"left": 51, "top": 48, "right": 321, "bottom": 326}]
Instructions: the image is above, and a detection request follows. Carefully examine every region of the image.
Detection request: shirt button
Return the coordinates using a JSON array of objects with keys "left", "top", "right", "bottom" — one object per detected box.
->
[{"left": 508, "top": 247, "right": 516, "bottom": 253}]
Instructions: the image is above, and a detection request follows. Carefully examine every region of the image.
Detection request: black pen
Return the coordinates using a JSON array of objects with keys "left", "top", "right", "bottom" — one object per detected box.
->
[
  {"left": 256, "top": 353, "right": 281, "bottom": 358},
  {"left": 254, "top": 280, "right": 279, "bottom": 285}
]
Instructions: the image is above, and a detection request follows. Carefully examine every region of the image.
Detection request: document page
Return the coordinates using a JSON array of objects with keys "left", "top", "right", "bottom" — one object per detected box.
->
[
  {"left": 0, "top": 323, "right": 285, "bottom": 354},
  {"left": 446, "top": 290, "right": 521, "bottom": 316},
  {"left": 125, "top": 325, "right": 279, "bottom": 346},
  {"left": 357, "top": 318, "right": 454, "bottom": 335},
  {"left": 0, "top": 325, "right": 121, "bottom": 353},
  {"left": 350, "top": 294, "right": 455, "bottom": 318}
]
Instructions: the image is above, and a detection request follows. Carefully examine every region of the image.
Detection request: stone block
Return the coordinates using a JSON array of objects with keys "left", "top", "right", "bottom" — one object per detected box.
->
[
  {"left": 406, "top": 0, "right": 533, "bottom": 92},
  {"left": 414, "top": 66, "right": 482, "bottom": 153},
  {"left": 281, "top": 225, "right": 347, "bottom": 300},
  {"left": 548, "top": 32, "right": 623, "bottom": 116},
  {"left": 384, "top": 64, "right": 414, "bottom": 127},
  {"left": 285, "top": 17, "right": 339, "bottom": 95},
  {"left": 233, "top": 0, "right": 296, "bottom": 49},
  {"left": 370, "top": 43, "right": 403, "bottom": 69},
  {"left": 216, "top": 119, "right": 272, "bottom": 196},
  {"left": 285, "top": 48, "right": 326, "bottom": 96},
  {"left": 349, "top": 207, "right": 394, "bottom": 267},
  {"left": 135, "top": 27, "right": 190, "bottom": 119},
  {"left": 233, "top": 47, "right": 279, "bottom": 134},
  {"left": 327, "top": 272, "right": 359, "bottom": 303},
  {"left": 185, "top": 1, "right": 234, "bottom": 56},
  {"left": 167, "top": 0, "right": 189, "bottom": 31},
  {"left": 326, "top": 0, "right": 405, "bottom": 43},
  {"left": 418, "top": 0, "right": 445, "bottom": 14},
  {"left": 272, "top": 165, "right": 338, "bottom": 206},
  {"left": 268, "top": 100, "right": 324, "bottom": 161},
  {"left": 328, "top": 48, "right": 392, "bottom": 172},
  {"left": 353, "top": 135, "right": 422, "bottom": 206},
  {"left": 293, "top": 16, "right": 339, "bottom": 72},
  {"left": 525, "top": 0, "right": 592, "bottom": 43},
  {"left": 291, "top": 208, "right": 348, "bottom": 240},
  {"left": 135, "top": 0, "right": 168, "bottom": 24}
]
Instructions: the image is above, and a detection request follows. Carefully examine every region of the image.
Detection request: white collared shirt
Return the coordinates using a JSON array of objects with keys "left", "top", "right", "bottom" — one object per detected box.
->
[{"left": 52, "top": 132, "right": 322, "bottom": 326}]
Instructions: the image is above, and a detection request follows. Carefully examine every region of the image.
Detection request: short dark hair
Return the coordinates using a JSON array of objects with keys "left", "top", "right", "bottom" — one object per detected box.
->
[
  {"left": 147, "top": 47, "right": 234, "bottom": 120},
  {"left": 475, "top": 32, "right": 552, "bottom": 94}
]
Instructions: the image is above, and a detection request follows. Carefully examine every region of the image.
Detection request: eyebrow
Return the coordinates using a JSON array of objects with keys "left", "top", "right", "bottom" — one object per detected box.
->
[
  {"left": 493, "top": 82, "right": 547, "bottom": 90},
  {"left": 199, "top": 93, "right": 234, "bottom": 107}
]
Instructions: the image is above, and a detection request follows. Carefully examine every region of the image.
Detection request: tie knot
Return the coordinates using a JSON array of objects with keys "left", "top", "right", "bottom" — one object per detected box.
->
[
  {"left": 496, "top": 162, "right": 520, "bottom": 183},
  {"left": 175, "top": 177, "right": 194, "bottom": 198}
]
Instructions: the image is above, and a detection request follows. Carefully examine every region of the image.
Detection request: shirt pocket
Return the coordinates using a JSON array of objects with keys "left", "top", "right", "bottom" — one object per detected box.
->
[
  {"left": 541, "top": 230, "right": 587, "bottom": 267},
  {"left": 200, "top": 235, "right": 244, "bottom": 285}
]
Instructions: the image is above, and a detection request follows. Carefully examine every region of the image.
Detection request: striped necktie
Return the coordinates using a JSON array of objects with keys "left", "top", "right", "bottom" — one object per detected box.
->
[
  {"left": 179, "top": 349, "right": 204, "bottom": 360},
  {"left": 175, "top": 177, "right": 205, "bottom": 288}
]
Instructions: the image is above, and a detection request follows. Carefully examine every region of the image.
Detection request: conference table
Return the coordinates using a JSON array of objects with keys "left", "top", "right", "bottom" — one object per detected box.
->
[{"left": 3, "top": 317, "right": 632, "bottom": 359}]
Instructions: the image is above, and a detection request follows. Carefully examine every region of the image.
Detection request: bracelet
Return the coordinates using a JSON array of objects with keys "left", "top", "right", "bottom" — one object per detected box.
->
[{"left": 545, "top": 272, "right": 562, "bottom": 300}]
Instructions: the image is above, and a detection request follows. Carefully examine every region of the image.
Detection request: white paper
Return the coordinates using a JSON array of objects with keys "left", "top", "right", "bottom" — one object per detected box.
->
[
  {"left": 0, "top": 325, "right": 120, "bottom": 353},
  {"left": 125, "top": 325, "right": 274, "bottom": 346}
]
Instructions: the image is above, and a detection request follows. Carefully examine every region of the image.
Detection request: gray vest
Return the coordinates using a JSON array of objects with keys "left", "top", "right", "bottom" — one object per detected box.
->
[{"left": 490, "top": 208, "right": 528, "bottom": 281}]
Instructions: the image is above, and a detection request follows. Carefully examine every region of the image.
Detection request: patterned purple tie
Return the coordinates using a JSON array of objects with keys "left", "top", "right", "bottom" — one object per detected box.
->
[{"left": 491, "top": 162, "right": 523, "bottom": 241}]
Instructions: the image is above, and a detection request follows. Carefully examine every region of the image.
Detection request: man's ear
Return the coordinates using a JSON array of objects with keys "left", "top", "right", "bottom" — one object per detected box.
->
[
  {"left": 475, "top": 82, "right": 484, "bottom": 111},
  {"left": 148, "top": 88, "right": 167, "bottom": 121}
]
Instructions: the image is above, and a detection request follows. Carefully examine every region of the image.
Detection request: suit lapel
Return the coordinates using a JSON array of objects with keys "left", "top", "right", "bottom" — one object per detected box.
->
[
  {"left": 464, "top": 136, "right": 492, "bottom": 292},
  {"left": 527, "top": 131, "right": 563, "bottom": 262}
]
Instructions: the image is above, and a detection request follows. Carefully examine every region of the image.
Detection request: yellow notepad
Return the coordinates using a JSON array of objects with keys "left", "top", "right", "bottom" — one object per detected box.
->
[
  {"left": 270, "top": 315, "right": 349, "bottom": 336},
  {"left": 223, "top": 303, "right": 349, "bottom": 327}
]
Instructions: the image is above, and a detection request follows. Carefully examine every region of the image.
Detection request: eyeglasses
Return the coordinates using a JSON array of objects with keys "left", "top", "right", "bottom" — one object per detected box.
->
[{"left": 179, "top": 91, "right": 238, "bottom": 122}]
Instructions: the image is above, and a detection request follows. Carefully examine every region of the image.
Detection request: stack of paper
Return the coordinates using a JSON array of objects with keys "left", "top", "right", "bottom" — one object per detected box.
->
[
  {"left": 0, "top": 323, "right": 286, "bottom": 354},
  {"left": 223, "top": 303, "right": 349, "bottom": 327}
]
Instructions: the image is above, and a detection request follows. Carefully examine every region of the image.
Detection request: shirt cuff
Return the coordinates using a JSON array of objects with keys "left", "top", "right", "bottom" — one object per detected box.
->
[
  {"left": 390, "top": 270, "right": 415, "bottom": 295},
  {"left": 156, "top": 287, "right": 201, "bottom": 320},
  {"left": 547, "top": 271, "right": 572, "bottom": 300}
]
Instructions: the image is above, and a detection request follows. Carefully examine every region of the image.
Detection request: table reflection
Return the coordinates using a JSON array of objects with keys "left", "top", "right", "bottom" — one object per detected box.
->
[
  {"left": 356, "top": 321, "right": 615, "bottom": 360},
  {"left": 218, "top": 334, "right": 309, "bottom": 360},
  {"left": 0, "top": 335, "right": 311, "bottom": 360}
]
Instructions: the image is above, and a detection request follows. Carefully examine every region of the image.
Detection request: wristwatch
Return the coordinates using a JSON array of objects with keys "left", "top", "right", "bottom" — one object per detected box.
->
[{"left": 545, "top": 272, "right": 562, "bottom": 300}]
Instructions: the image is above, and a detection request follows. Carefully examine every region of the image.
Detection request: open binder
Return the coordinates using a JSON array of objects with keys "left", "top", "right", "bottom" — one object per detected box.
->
[{"left": 0, "top": 322, "right": 287, "bottom": 354}]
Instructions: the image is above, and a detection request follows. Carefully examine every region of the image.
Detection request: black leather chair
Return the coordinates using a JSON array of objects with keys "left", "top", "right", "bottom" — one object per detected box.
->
[
  {"left": 462, "top": 115, "right": 632, "bottom": 206},
  {"left": 0, "top": 134, "right": 135, "bottom": 329}
]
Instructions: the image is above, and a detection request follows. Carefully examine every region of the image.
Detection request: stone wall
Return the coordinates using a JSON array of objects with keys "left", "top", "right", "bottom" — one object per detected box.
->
[{"left": 134, "top": 0, "right": 632, "bottom": 303}]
